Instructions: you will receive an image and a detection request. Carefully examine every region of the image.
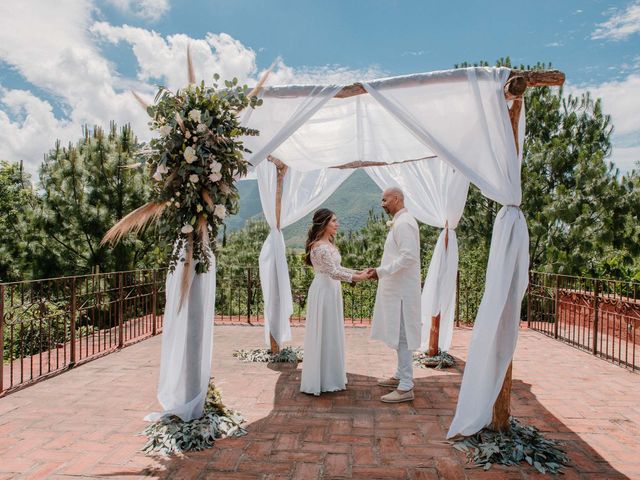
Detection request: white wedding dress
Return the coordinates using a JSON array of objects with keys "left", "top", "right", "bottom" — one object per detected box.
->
[{"left": 300, "top": 243, "right": 355, "bottom": 395}]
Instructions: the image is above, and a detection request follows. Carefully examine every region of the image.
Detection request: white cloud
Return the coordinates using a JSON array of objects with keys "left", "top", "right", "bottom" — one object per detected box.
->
[
  {"left": 545, "top": 41, "right": 564, "bottom": 47},
  {"left": 567, "top": 73, "right": 640, "bottom": 173},
  {"left": 103, "top": 0, "right": 169, "bottom": 22},
  {"left": 592, "top": 2, "right": 640, "bottom": 41},
  {"left": 91, "top": 23, "right": 258, "bottom": 89},
  {"left": 0, "top": 1, "right": 384, "bottom": 174}
]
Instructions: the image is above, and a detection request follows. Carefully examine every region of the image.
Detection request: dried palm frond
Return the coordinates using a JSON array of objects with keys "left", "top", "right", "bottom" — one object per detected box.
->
[
  {"left": 187, "top": 45, "right": 196, "bottom": 85},
  {"left": 247, "top": 60, "right": 276, "bottom": 99},
  {"left": 178, "top": 233, "right": 194, "bottom": 311},
  {"left": 175, "top": 112, "right": 186, "bottom": 133},
  {"left": 201, "top": 190, "right": 215, "bottom": 211},
  {"left": 197, "top": 215, "right": 210, "bottom": 247},
  {"left": 121, "top": 162, "right": 144, "bottom": 170},
  {"left": 101, "top": 202, "right": 166, "bottom": 246},
  {"left": 131, "top": 91, "right": 151, "bottom": 113}
]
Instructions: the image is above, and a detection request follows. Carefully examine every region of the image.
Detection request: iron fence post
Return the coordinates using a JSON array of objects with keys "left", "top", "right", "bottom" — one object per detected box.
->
[
  {"left": 118, "top": 273, "right": 124, "bottom": 349},
  {"left": 527, "top": 271, "right": 532, "bottom": 328},
  {"left": 246, "top": 267, "right": 252, "bottom": 325},
  {"left": 152, "top": 270, "right": 158, "bottom": 336},
  {"left": 455, "top": 270, "right": 460, "bottom": 327},
  {"left": 69, "top": 278, "right": 77, "bottom": 366},
  {"left": 0, "top": 283, "right": 4, "bottom": 393},
  {"left": 592, "top": 279, "right": 600, "bottom": 355},
  {"left": 554, "top": 274, "right": 560, "bottom": 339}
]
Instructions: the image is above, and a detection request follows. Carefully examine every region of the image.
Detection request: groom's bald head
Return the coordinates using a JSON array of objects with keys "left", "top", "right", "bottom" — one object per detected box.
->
[{"left": 381, "top": 187, "right": 405, "bottom": 215}]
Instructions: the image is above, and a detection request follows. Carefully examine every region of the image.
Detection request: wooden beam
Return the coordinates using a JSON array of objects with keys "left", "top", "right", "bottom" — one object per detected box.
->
[
  {"left": 490, "top": 95, "right": 524, "bottom": 433},
  {"left": 268, "top": 154, "right": 439, "bottom": 171},
  {"left": 263, "top": 69, "right": 565, "bottom": 100}
]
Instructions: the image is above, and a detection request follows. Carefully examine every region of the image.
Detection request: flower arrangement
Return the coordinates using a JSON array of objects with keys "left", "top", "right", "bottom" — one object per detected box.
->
[
  {"left": 141, "top": 76, "right": 262, "bottom": 274},
  {"left": 102, "top": 49, "right": 270, "bottom": 307},
  {"left": 104, "top": 62, "right": 268, "bottom": 267}
]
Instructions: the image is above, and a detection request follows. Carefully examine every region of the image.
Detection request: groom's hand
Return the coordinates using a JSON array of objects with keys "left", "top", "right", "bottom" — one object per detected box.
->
[{"left": 365, "top": 268, "right": 378, "bottom": 280}]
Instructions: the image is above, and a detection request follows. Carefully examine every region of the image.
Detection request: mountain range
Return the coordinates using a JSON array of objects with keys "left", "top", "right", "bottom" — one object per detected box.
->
[{"left": 226, "top": 169, "right": 384, "bottom": 247}]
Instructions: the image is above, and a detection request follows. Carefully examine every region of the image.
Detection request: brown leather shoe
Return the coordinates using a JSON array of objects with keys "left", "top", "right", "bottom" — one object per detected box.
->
[
  {"left": 377, "top": 377, "right": 400, "bottom": 388},
  {"left": 380, "top": 389, "right": 414, "bottom": 403}
]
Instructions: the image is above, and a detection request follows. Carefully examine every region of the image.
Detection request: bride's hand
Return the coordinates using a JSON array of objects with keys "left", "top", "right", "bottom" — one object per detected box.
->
[{"left": 351, "top": 272, "right": 366, "bottom": 283}]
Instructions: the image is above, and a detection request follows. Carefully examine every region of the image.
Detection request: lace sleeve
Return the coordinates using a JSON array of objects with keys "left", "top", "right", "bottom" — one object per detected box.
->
[{"left": 310, "top": 244, "right": 353, "bottom": 283}]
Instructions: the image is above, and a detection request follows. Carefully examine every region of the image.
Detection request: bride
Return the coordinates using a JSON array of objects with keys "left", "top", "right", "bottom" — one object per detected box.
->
[{"left": 300, "top": 208, "right": 368, "bottom": 395}]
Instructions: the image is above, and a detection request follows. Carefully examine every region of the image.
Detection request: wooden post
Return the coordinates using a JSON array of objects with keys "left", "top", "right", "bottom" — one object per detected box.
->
[
  {"left": 427, "top": 221, "right": 449, "bottom": 357},
  {"left": 269, "top": 157, "right": 288, "bottom": 354},
  {"left": 490, "top": 96, "right": 524, "bottom": 432},
  {"left": 492, "top": 363, "right": 513, "bottom": 432},
  {"left": 427, "top": 314, "right": 441, "bottom": 357}
]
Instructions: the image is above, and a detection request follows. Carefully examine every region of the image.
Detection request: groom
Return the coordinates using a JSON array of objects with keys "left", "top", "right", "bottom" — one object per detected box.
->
[{"left": 366, "top": 187, "right": 421, "bottom": 403}]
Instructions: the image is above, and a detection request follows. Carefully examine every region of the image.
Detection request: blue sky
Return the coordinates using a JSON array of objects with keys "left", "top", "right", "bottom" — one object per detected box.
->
[{"left": 0, "top": 0, "right": 638, "bottom": 173}]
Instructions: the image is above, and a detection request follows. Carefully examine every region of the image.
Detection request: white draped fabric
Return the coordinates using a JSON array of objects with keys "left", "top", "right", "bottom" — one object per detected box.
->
[
  {"left": 361, "top": 68, "right": 528, "bottom": 437},
  {"left": 242, "top": 67, "right": 529, "bottom": 438},
  {"left": 365, "top": 160, "right": 469, "bottom": 352},
  {"left": 242, "top": 85, "right": 343, "bottom": 170},
  {"left": 257, "top": 160, "right": 353, "bottom": 347},
  {"left": 146, "top": 252, "right": 216, "bottom": 422}
]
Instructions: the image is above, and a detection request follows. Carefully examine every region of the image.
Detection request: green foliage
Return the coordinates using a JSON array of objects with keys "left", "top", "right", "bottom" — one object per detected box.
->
[
  {"left": 413, "top": 350, "right": 456, "bottom": 369},
  {"left": 36, "top": 123, "right": 154, "bottom": 277},
  {"left": 454, "top": 418, "right": 569, "bottom": 474},
  {"left": 142, "top": 382, "right": 246, "bottom": 455},
  {"left": 2, "top": 299, "right": 69, "bottom": 361},
  {"left": 143, "top": 78, "right": 262, "bottom": 273},
  {"left": 232, "top": 346, "right": 303, "bottom": 363},
  {"left": 454, "top": 58, "right": 640, "bottom": 282},
  {"left": 0, "top": 161, "right": 39, "bottom": 282}
]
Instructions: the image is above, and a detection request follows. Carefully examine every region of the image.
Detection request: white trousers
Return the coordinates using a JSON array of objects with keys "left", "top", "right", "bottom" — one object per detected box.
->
[{"left": 394, "top": 313, "right": 414, "bottom": 391}]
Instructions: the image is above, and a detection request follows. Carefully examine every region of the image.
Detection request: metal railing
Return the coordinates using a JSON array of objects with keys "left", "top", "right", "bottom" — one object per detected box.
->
[
  {"left": 4, "top": 266, "right": 636, "bottom": 394},
  {"left": 1, "top": 269, "right": 166, "bottom": 394},
  {"left": 528, "top": 271, "right": 639, "bottom": 372}
]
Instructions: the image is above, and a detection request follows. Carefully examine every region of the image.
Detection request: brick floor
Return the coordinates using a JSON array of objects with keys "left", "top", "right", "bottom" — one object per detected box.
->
[{"left": 0, "top": 324, "right": 638, "bottom": 479}]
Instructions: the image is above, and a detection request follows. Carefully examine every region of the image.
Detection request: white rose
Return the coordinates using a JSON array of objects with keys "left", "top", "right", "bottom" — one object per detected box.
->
[
  {"left": 192, "top": 136, "right": 198, "bottom": 142},
  {"left": 174, "top": 201, "right": 180, "bottom": 208},
  {"left": 181, "top": 224, "right": 194, "bottom": 234},
  {"left": 196, "top": 123, "right": 207, "bottom": 133},
  {"left": 189, "top": 174, "right": 199, "bottom": 183},
  {"left": 185, "top": 131, "right": 191, "bottom": 139},
  {"left": 210, "top": 160, "right": 222, "bottom": 173},
  {"left": 175, "top": 191, "right": 180, "bottom": 197},
  {"left": 188, "top": 109, "right": 201, "bottom": 123},
  {"left": 219, "top": 183, "right": 231, "bottom": 195},
  {"left": 157, "top": 162, "right": 169, "bottom": 174},
  {"left": 159, "top": 125, "right": 172, "bottom": 137},
  {"left": 183, "top": 146, "right": 197, "bottom": 164},
  {"left": 213, "top": 204, "right": 227, "bottom": 219},
  {"left": 208, "top": 172, "right": 222, "bottom": 183},
  {"left": 152, "top": 170, "right": 163, "bottom": 182}
]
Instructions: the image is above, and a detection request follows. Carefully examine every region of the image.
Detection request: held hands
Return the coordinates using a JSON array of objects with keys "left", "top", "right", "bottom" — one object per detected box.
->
[{"left": 351, "top": 268, "right": 378, "bottom": 283}]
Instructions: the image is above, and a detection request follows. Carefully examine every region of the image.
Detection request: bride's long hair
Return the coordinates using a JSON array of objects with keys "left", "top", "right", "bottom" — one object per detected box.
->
[{"left": 304, "top": 208, "right": 336, "bottom": 266}]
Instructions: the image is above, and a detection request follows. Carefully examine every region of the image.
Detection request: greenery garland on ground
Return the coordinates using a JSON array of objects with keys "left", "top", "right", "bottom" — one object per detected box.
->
[
  {"left": 233, "top": 346, "right": 303, "bottom": 363},
  {"left": 413, "top": 349, "right": 456, "bottom": 369},
  {"left": 142, "top": 383, "right": 246, "bottom": 455},
  {"left": 453, "top": 418, "right": 569, "bottom": 474}
]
